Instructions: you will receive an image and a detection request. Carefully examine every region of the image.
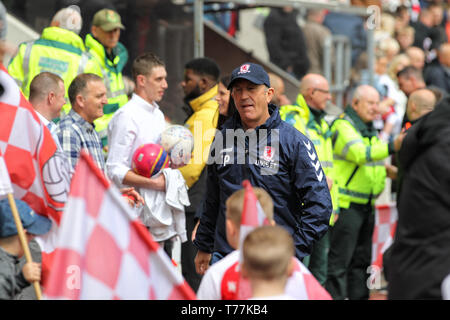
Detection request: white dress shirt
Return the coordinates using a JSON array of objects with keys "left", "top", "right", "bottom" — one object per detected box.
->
[{"left": 106, "top": 93, "right": 167, "bottom": 187}]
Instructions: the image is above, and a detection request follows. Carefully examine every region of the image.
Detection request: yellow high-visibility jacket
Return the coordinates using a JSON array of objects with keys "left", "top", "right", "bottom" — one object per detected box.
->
[
  {"left": 85, "top": 33, "right": 128, "bottom": 147},
  {"left": 8, "top": 26, "right": 99, "bottom": 115},
  {"left": 280, "top": 94, "right": 339, "bottom": 225},
  {"left": 331, "top": 107, "right": 392, "bottom": 209}
]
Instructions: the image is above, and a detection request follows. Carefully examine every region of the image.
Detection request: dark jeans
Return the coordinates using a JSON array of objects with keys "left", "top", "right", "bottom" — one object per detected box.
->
[
  {"left": 211, "top": 251, "right": 225, "bottom": 265},
  {"left": 303, "top": 231, "right": 330, "bottom": 286},
  {"left": 326, "top": 203, "right": 375, "bottom": 300},
  {"left": 181, "top": 212, "right": 202, "bottom": 293}
]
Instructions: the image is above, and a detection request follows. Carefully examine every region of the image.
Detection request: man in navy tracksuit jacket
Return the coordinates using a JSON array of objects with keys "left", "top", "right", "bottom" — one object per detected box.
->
[{"left": 193, "top": 62, "right": 332, "bottom": 275}]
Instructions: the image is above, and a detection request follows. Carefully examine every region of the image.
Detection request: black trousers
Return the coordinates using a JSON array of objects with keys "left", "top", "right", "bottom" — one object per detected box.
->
[
  {"left": 181, "top": 212, "right": 202, "bottom": 292},
  {"left": 326, "top": 203, "right": 375, "bottom": 300}
]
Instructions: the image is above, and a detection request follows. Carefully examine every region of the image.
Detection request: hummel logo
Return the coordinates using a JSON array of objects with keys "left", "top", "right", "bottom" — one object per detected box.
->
[
  {"left": 312, "top": 160, "right": 321, "bottom": 171},
  {"left": 303, "top": 140, "right": 312, "bottom": 151},
  {"left": 316, "top": 170, "right": 323, "bottom": 182}
]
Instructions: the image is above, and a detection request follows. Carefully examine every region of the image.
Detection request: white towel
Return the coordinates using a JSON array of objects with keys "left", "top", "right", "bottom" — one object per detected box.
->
[{"left": 138, "top": 168, "right": 190, "bottom": 243}]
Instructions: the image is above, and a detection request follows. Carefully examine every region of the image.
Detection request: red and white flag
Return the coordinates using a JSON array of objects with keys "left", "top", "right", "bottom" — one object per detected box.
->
[
  {"left": 0, "top": 152, "right": 13, "bottom": 196},
  {"left": 239, "top": 180, "right": 270, "bottom": 247},
  {"left": 0, "top": 63, "right": 69, "bottom": 222},
  {"left": 43, "top": 151, "right": 196, "bottom": 300},
  {"left": 0, "top": 64, "right": 71, "bottom": 283},
  {"left": 371, "top": 203, "right": 398, "bottom": 269}
]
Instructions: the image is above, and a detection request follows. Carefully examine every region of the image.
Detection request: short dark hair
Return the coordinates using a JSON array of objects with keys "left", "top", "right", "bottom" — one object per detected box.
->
[
  {"left": 29, "top": 72, "right": 64, "bottom": 103},
  {"left": 132, "top": 52, "right": 165, "bottom": 81},
  {"left": 397, "top": 65, "right": 424, "bottom": 81},
  {"left": 68, "top": 73, "right": 103, "bottom": 105},
  {"left": 185, "top": 57, "right": 220, "bottom": 82}
]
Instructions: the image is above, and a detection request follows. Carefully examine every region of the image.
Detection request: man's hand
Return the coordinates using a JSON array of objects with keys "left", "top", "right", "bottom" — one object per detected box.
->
[
  {"left": 394, "top": 131, "right": 407, "bottom": 152},
  {"left": 326, "top": 176, "right": 333, "bottom": 191},
  {"left": 120, "top": 187, "right": 145, "bottom": 207},
  {"left": 22, "top": 262, "right": 41, "bottom": 283},
  {"left": 385, "top": 163, "right": 398, "bottom": 180},
  {"left": 194, "top": 251, "right": 212, "bottom": 275},
  {"left": 378, "top": 98, "right": 395, "bottom": 115}
]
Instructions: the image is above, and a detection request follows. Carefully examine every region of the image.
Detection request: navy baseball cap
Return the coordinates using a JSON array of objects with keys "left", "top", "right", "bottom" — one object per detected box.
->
[
  {"left": 228, "top": 62, "right": 271, "bottom": 90},
  {"left": 0, "top": 199, "right": 52, "bottom": 238}
]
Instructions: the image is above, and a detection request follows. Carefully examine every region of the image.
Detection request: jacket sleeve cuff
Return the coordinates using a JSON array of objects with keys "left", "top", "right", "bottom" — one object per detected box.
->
[
  {"left": 193, "top": 238, "right": 213, "bottom": 254},
  {"left": 388, "top": 141, "right": 395, "bottom": 155}
]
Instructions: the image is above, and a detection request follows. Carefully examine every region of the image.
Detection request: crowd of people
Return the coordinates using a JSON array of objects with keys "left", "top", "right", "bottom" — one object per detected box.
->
[{"left": 1, "top": 0, "right": 450, "bottom": 301}]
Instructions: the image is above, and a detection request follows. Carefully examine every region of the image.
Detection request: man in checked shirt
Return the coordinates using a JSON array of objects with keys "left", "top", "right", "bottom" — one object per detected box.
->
[
  {"left": 56, "top": 73, "right": 108, "bottom": 171},
  {"left": 55, "top": 73, "right": 143, "bottom": 207}
]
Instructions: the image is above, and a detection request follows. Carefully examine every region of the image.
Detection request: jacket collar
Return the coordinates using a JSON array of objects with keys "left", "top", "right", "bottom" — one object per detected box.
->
[
  {"left": 188, "top": 85, "right": 218, "bottom": 113},
  {"left": 85, "top": 33, "right": 128, "bottom": 72},
  {"left": 344, "top": 106, "right": 377, "bottom": 138},
  {"left": 41, "top": 26, "right": 86, "bottom": 51},
  {"left": 294, "top": 94, "right": 325, "bottom": 123}
]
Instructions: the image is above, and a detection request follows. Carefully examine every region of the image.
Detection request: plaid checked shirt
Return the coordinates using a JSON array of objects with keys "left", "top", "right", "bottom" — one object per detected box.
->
[{"left": 55, "top": 109, "right": 105, "bottom": 171}]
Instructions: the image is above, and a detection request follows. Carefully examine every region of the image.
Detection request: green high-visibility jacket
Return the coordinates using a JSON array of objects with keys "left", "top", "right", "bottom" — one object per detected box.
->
[
  {"left": 331, "top": 107, "right": 392, "bottom": 209},
  {"left": 7, "top": 26, "right": 99, "bottom": 115},
  {"left": 280, "top": 94, "right": 339, "bottom": 226},
  {"left": 85, "top": 33, "right": 128, "bottom": 147}
]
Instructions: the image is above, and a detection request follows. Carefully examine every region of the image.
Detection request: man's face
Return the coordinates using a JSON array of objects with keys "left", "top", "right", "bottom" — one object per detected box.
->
[
  {"left": 81, "top": 80, "right": 108, "bottom": 123},
  {"left": 308, "top": 83, "right": 331, "bottom": 111},
  {"left": 398, "top": 75, "right": 416, "bottom": 96},
  {"left": 143, "top": 65, "right": 168, "bottom": 103},
  {"left": 50, "top": 80, "right": 66, "bottom": 119},
  {"left": 92, "top": 26, "right": 120, "bottom": 50},
  {"left": 353, "top": 89, "right": 380, "bottom": 123},
  {"left": 409, "top": 52, "right": 425, "bottom": 70},
  {"left": 231, "top": 79, "right": 273, "bottom": 129},
  {"left": 181, "top": 69, "right": 202, "bottom": 102}
]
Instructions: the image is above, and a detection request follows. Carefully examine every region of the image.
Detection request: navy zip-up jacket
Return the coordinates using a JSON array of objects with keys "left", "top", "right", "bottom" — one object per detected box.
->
[{"left": 193, "top": 104, "right": 332, "bottom": 260}]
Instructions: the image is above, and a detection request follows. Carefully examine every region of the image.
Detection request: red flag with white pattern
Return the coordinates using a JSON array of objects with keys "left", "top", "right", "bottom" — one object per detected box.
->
[
  {"left": 0, "top": 63, "right": 69, "bottom": 222},
  {"left": 43, "top": 151, "right": 196, "bottom": 300},
  {"left": 371, "top": 203, "right": 398, "bottom": 269}
]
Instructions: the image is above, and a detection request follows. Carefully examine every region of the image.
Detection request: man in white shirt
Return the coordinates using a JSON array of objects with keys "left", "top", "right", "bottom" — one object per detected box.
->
[
  {"left": 106, "top": 52, "right": 168, "bottom": 191},
  {"left": 107, "top": 52, "right": 186, "bottom": 255}
]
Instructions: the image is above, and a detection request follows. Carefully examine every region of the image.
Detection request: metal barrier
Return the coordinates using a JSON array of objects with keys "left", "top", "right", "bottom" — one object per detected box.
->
[{"left": 323, "top": 35, "right": 352, "bottom": 110}]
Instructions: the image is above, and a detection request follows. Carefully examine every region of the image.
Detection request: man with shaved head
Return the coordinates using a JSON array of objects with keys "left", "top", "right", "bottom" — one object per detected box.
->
[
  {"left": 326, "top": 85, "right": 405, "bottom": 300},
  {"left": 279, "top": 73, "right": 337, "bottom": 286},
  {"left": 390, "top": 88, "right": 437, "bottom": 200},
  {"left": 29, "top": 72, "right": 67, "bottom": 125},
  {"left": 29, "top": 72, "right": 72, "bottom": 174},
  {"left": 406, "top": 88, "right": 436, "bottom": 123}
]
